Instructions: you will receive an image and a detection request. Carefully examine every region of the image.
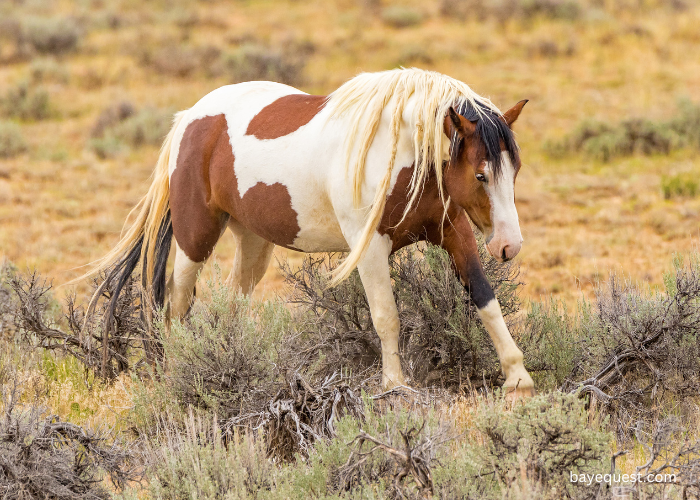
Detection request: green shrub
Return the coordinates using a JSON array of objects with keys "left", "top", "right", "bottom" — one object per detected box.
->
[
  {"left": 223, "top": 43, "right": 307, "bottom": 85},
  {"left": 110, "top": 106, "right": 174, "bottom": 148},
  {"left": 0, "top": 82, "right": 51, "bottom": 121},
  {"left": 141, "top": 44, "right": 221, "bottom": 78},
  {"left": 154, "top": 272, "right": 289, "bottom": 418},
  {"left": 463, "top": 392, "right": 611, "bottom": 499},
  {"left": 89, "top": 135, "right": 126, "bottom": 159},
  {"left": 89, "top": 104, "right": 174, "bottom": 158},
  {"left": 518, "top": 299, "right": 583, "bottom": 391},
  {"left": 668, "top": 97, "right": 700, "bottom": 149},
  {"left": 0, "top": 121, "right": 26, "bottom": 158},
  {"left": 440, "top": 0, "right": 582, "bottom": 22},
  {"left": 29, "top": 57, "right": 70, "bottom": 84},
  {"left": 130, "top": 398, "right": 451, "bottom": 499},
  {"left": 23, "top": 17, "right": 81, "bottom": 55},
  {"left": 128, "top": 392, "right": 611, "bottom": 500},
  {"left": 547, "top": 100, "right": 700, "bottom": 161},
  {"left": 523, "top": 254, "right": 700, "bottom": 443},
  {"left": 661, "top": 172, "right": 698, "bottom": 199},
  {"left": 381, "top": 6, "right": 424, "bottom": 28}
]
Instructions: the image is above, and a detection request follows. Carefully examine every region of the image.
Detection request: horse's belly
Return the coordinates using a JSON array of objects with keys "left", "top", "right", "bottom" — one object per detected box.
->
[
  {"left": 291, "top": 198, "right": 349, "bottom": 252},
  {"left": 236, "top": 184, "right": 349, "bottom": 253}
]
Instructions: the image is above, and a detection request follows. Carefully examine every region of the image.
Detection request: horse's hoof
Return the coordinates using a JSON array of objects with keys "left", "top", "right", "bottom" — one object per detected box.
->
[
  {"left": 381, "top": 374, "right": 409, "bottom": 392},
  {"left": 503, "top": 374, "right": 535, "bottom": 401}
]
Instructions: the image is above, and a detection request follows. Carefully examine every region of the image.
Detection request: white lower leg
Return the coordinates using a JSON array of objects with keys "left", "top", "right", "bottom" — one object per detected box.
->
[
  {"left": 375, "top": 311, "right": 405, "bottom": 389},
  {"left": 356, "top": 235, "right": 406, "bottom": 390},
  {"left": 478, "top": 299, "right": 534, "bottom": 394}
]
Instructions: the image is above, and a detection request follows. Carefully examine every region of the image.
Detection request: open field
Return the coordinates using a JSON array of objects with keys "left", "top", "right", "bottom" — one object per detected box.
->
[
  {"left": 1, "top": 0, "right": 700, "bottom": 498},
  {"left": 0, "top": 0, "right": 699, "bottom": 305}
]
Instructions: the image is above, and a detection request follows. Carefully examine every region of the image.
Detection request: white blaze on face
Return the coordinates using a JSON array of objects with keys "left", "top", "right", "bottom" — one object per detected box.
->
[{"left": 484, "top": 151, "right": 522, "bottom": 261}]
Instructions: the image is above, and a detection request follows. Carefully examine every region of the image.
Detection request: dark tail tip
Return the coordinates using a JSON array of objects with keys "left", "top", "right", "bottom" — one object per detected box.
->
[{"left": 152, "top": 210, "right": 173, "bottom": 309}]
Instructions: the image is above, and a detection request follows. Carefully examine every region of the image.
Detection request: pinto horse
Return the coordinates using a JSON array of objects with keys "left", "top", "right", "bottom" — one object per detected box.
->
[{"left": 87, "top": 68, "right": 534, "bottom": 395}]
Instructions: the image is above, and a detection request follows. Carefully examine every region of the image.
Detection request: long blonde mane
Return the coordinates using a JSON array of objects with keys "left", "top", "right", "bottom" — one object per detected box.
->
[{"left": 326, "top": 68, "right": 502, "bottom": 284}]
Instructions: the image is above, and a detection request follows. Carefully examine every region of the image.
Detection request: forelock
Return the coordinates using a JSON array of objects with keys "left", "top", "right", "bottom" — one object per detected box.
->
[{"left": 451, "top": 101, "right": 520, "bottom": 182}]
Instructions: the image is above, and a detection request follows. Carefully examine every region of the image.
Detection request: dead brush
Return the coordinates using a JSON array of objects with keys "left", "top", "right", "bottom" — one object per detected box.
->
[
  {"left": 611, "top": 417, "right": 700, "bottom": 499},
  {"left": 229, "top": 371, "right": 365, "bottom": 462},
  {"left": 7, "top": 269, "right": 148, "bottom": 381},
  {"left": 565, "top": 255, "right": 700, "bottom": 443},
  {"left": 0, "top": 349, "right": 140, "bottom": 499},
  {"left": 339, "top": 422, "right": 452, "bottom": 499}
]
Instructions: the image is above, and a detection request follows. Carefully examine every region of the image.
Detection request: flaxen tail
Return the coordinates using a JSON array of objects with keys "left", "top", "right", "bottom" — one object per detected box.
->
[{"left": 80, "top": 110, "right": 188, "bottom": 328}]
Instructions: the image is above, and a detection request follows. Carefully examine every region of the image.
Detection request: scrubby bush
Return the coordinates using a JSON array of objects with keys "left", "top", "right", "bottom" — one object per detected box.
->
[
  {"left": 0, "top": 343, "right": 139, "bottom": 499},
  {"left": 109, "top": 107, "right": 174, "bottom": 148},
  {"left": 23, "top": 17, "right": 82, "bottom": 55},
  {"left": 141, "top": 44, "right": 221, "bottom": 78},
  {"left": 223, "top": 43, "right": 306, "bottom": 86},
  {"left": 153, "top": 273, "right": 290, "bottom": 419},
  {"left": 546, "top": 100, "right": 700, "bottom": 161},
  {"left": 89, "top": 103, "right": 174, "bottom": 158},
  {"left": 518, "top": 299, "right": 583, "bottom": 391},
  {"left": 8, "top": 268, "right": 148, "bottom": 380},
  {"left": 668, "top": 98, "right": 700, "bottom": 149},
  {"left": 381, "top": 6, "right": 424, "bottom": 28},
  {"left": 522, "top": 253, "right": 700, "bottom": 444},
  {"left": 661, "top": 172, "right": 698, "bottom": 199},
  {"left": 29, "top": 57, "right": 70, "bottom": 84},
  {"left": 0, "top": 82, "right": 51, "bottom": 121},
  {"left": 126, "top": 391, "right": 612, "bottom": 500},
  {"left": 0, "top": 121, "right": 26, "bottom": 158},
  {"left": 129, "top": 398, "right": 451, "bottom": 499},
  {"left": 282, "top": 242, "right": 520, "bottom": 390},
  {"left": 440, "top": 0, "right": 582, "bottom": 22},
  {"left": 465, "top": 392, "right": 611, "bottom": 499},
  {"left": 143, "top": 420, "right": 279, "bottom": 500},
  {"left": 130, "top": 267, "right": 365, "bottom": 462}
]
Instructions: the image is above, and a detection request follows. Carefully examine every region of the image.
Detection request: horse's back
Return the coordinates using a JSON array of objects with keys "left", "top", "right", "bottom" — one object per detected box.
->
[{"left": 168, "top": 81, "right": 349, "bottom": 256}]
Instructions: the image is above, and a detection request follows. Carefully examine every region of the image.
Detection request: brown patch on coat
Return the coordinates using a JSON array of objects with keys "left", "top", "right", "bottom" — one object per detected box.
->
[
  {"left": 246, "top": 94, "right": 326, "bottom": 140},
  {"left": 379, "top": 164, "right": 488, "bottom": 296},
  {"left": 170, "top": 114, "right": 302, "bottom": 262},
  {"left": 379, "top": 166, "right": 447, "bottom": 252},
  {"left": 170, "top": 114, "right": 230, "bottom": 263},
  {"left": 231, "top": 181, "right": 301, "bottom": 248}
]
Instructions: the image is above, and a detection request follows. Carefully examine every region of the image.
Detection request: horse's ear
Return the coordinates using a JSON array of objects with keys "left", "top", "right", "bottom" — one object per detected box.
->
[
  {"left": 502, "top": 100, "right": 528, "bottom": 127},
  {"left": 444, "top": 107, "right": 476, "bottom": 137}
]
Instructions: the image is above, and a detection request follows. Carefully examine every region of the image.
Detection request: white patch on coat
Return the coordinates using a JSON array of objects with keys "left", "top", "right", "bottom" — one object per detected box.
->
[{"left": 484, "top": 152, "right": 522, "bottom": 260}]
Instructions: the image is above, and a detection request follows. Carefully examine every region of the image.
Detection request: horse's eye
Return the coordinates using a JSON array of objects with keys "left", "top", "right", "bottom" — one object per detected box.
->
[{"left": 476, "top": 173, "right": 487, "bottom": 182}]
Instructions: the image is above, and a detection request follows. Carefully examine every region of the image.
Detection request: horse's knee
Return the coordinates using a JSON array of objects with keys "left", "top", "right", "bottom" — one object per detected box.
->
[{"left": 372, "top": 307, "right": 400, "bottom": 341}]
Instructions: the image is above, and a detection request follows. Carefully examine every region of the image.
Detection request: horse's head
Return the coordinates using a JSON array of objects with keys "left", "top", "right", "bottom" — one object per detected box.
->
[{"left": 443, "top": 100, "right": 527, "bottom": 262}]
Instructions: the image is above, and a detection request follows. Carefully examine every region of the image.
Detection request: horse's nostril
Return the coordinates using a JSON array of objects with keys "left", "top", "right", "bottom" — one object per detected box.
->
[{"left": 501, "top": 247, "right": 508, "bottom": 261}]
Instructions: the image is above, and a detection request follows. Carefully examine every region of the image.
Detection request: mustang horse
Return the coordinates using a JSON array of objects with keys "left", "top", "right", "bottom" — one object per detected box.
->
[{"left": 86, "top": 68, "right": 535, "bottom": 395}]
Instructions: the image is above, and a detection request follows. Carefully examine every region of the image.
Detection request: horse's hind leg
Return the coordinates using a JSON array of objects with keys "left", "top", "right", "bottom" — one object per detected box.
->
[
  {"left": 226, "top": 219, "right": 275, "bottom": 295},
  {"left": 167, "top": 241, "right": 206, "bottom": 320},
  {"left": 166, "top": 214, "right": 228, "bottom": 320}
]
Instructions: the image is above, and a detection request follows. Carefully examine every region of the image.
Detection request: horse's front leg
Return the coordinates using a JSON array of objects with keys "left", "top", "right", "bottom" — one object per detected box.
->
[
  {"left": 440, "top": 213, "right": 534, "bottom": 398},
  {"left": 356, "top": 234, "right": 407, "bottom": 390}
]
